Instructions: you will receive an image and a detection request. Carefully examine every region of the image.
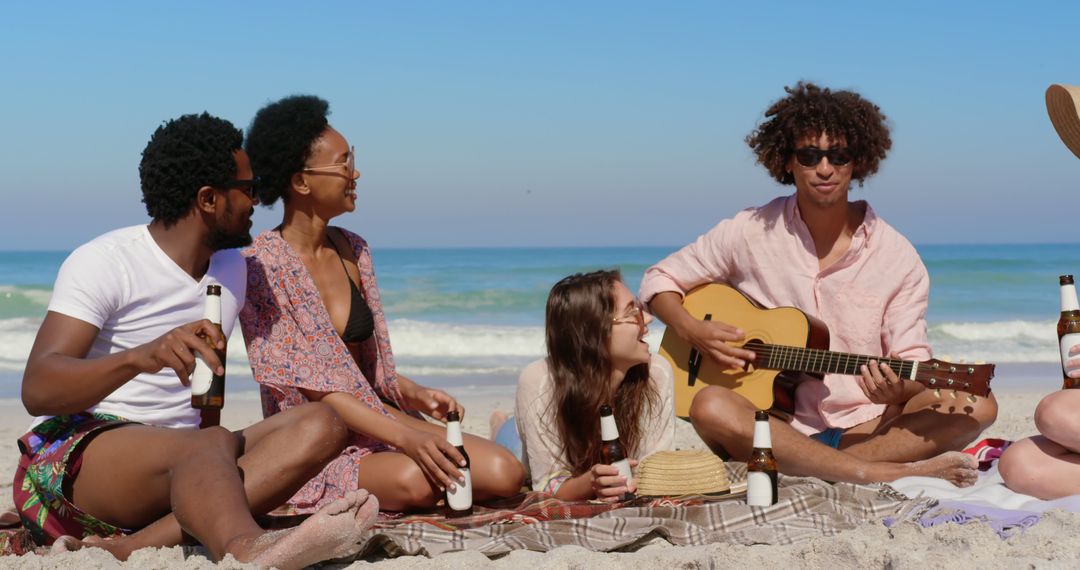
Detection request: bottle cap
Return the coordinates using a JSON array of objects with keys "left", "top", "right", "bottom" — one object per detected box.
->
[
  {"left": 446, "top": 410, "right": 460, "bottom": 422},
  {"left": 207, "top": 284, "right": 222, "bottom": 295},
  {"left": 754, "top": 410, "right": 769, "bottom": 421},
  {"left": 1062, "top": 275, "right": 1075, "bottom": 286},
  {"left": 599, "top": 404, "right": 613, "bottom": 416}
]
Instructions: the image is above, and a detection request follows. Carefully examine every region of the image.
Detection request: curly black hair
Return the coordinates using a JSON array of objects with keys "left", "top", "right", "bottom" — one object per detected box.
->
[
  {"left": 245, "top": 95, "right": 330, "bottom": 206},
  {"left": 746, "top": 82, "right": 891, "bottom": 186},
  {"left": 139, "top": 113, "right": 243, "bottom": 226}
]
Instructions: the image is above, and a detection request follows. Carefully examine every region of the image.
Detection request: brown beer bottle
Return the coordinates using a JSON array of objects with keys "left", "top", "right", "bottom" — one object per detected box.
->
[
  {"left": 599, "top": 404, "right": 635, "bottom": 501},
  {"left": 1059, "top": 275, "right": 1080, "bottom": 390},
  {"left": 444, "top": 410, "right": 473, "bottom": 516},
  {"left": 191, "top": 284, "right": 226, "bottom": 410},
  {"left": 746, "top": 410, "right": 778, "bottom": 507}
]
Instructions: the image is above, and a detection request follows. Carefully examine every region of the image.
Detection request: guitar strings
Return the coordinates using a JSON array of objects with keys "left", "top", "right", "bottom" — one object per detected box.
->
[
  {"left": 741, "top": 343, "right": 979, "bottom": 393},
  {"left": 742, "top": 341, "right": 914, "bottom": 378}
]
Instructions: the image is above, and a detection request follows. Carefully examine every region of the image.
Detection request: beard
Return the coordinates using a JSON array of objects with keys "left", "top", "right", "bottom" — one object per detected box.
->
[
  {"left": 205, "top": 198, "right": 253, "bottom": 251},
  {"left": 206, "top": 224, "right": 253, "bottom": 251}
]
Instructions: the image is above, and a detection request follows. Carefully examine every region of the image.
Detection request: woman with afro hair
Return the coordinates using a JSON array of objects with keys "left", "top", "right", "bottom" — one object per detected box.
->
[
  {"left": 239, "top": 95, "right": 525, "bottom": 513},
  {"left": 642, "top": 82, "right": 996, "bottom": 487}
]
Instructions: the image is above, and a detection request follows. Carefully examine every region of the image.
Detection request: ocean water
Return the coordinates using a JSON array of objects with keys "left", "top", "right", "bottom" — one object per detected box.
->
[{"left": 1, "top": 244, "right": 1078, "bottom": 396}]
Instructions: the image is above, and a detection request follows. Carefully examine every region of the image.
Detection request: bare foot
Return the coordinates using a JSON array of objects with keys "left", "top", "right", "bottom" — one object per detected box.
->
[
  {"left": 81, "top": 534, "right": 138, "bottom": 561},
  {"left": 904, "top": 451, "right": 979, "bottom": 487},
  {"left": 245, "top": 489, "right": 379, "bottom": 570},
  {"left": 0, "top": 507, "right": 19, "bottom": 528},
  {"left": 489, "top": 410, "right": 511, "bottom": 439},
  {"left": 50, "top": 535, "right": 82, "bottom": 554}
]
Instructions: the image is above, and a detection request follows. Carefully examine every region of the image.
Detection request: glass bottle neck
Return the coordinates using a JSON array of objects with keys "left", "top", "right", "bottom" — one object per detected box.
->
[
  {"left": 600, "top": 414, "right": 620, "bottom": 441},
  {"left": 1063, "top": 284, "right": 1080, "bottom": 312},
  {"left": 752, "top": 418, "right": 772, "bottom": 448},
  {"left": 446, "top": 421, "right": 464, "bottom": 446}
]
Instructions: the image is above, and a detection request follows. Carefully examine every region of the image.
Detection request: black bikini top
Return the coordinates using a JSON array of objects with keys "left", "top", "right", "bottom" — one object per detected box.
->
[{"left": 326, "top": 236, "right": 375, "bottom": 344}]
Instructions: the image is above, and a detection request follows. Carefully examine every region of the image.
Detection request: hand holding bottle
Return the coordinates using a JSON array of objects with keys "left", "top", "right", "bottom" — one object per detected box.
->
[
  {"left": 588, "top": 459, "right": 639, "bottom": 501},
  {"left": 132, "top": 319, "right": 225, "bottom": 385},
  {"left": 1058, "top": 275, "right": 1080, "bottom": 389},
  {"left": 398, "top": 427, "right": 466, "bottom": 492},
  {"left": 1064, "top": 344, "right": 1080, "bottom": 379}
]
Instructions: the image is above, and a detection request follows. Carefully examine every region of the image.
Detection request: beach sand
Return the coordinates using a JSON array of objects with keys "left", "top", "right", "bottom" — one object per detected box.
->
[{"left": 1, "top": 382, "right": 1078, "bottom": 569}]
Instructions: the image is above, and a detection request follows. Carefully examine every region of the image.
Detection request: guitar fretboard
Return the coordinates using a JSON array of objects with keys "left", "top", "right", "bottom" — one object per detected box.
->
[{"left": 745, "top": 341, "right": 915, "bottom": 379}]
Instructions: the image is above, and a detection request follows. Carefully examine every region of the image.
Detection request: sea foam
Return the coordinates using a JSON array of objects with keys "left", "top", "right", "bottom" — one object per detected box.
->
[{"left": 0, "top": 316, "right": 1062, "bottom": 376}]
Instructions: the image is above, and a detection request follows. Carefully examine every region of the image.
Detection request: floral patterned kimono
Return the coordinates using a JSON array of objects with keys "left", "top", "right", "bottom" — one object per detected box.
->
[{"left": 240, "top": 228, "right": 412, "bottom": 513}]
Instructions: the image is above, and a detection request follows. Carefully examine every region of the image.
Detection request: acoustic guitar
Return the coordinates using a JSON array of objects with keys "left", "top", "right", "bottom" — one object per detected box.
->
[{"left": 658, "top": 284, "right": 995, "bottom": 418}]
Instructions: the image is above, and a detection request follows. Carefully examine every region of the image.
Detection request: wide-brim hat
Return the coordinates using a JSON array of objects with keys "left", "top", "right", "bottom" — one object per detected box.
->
[
  {"left": 634, "top": 449, "right": 731, "bottom": 497},
  {"left": 1047, "top": 84, "right": 1080, "bottom": 160}
]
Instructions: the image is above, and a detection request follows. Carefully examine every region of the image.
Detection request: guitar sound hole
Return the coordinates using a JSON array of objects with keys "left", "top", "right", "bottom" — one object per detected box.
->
[{"left": 744, "top": 339, "right": 764, "bottom": 370}]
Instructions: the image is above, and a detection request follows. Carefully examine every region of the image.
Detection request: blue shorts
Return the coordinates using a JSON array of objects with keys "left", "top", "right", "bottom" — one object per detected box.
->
[
  {"left": 494, "top": 416, "right": 523, "bottom": 462},
  {"left": 810, "top": 427, "right": 845, "bottom": 449}
]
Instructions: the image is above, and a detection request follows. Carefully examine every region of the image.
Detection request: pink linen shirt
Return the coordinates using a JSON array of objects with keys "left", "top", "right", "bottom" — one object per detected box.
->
[{"left": 639, "top": 195, "right": 931, "bottom": 434}]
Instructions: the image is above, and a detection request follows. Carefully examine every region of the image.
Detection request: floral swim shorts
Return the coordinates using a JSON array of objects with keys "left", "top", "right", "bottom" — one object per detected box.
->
[{"left": 13, "top": 412, "right": 134, "bottom": 545}]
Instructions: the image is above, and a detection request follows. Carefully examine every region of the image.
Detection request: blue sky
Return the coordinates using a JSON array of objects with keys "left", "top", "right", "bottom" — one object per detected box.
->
[{"left": 2, "top": 1, "right": 1079, "bottom": 249}]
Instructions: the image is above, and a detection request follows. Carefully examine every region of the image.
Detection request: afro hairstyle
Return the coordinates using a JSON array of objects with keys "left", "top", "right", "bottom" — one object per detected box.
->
[
  {"left": 244, "top": 95, "right": 330, "bottom": 206},
  {"left": 746, "top": 82, "right": 891, "bottom": 187},
  {"left": 139, "top": 112, "right": 243, "bottom": 226}
]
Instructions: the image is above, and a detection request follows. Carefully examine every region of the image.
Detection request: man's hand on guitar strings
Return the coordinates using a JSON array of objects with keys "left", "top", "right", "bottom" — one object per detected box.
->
[
  {"left": 684, "top": 318, "right": 756, "bottom": 370},
  {"left": 857, "top": 356, "right": 911, "bottom": 405}
]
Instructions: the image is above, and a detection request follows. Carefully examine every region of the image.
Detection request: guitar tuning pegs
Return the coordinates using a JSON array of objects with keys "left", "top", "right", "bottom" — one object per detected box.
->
[
  {"left": 950, "top": 390, "right": 958, "bottom": 399},
  {"left": 967, "top": 394, "right": 978, "bottom": 404},
  {"left": 933, "top": 389, "right": 942, "bottom": 399}
]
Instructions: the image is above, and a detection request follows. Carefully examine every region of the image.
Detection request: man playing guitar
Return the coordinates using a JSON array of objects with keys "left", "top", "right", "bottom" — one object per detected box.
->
[{"left": 643, "top": 82, "right": 997, "bottom": 486}]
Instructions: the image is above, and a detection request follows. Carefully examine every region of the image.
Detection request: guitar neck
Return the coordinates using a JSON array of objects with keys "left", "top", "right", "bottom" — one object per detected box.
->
[{"left": 746, "top": 341, "right": 915, "bottom": 380}]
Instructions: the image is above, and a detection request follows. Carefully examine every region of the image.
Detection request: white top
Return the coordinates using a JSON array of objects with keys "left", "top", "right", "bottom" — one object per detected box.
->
[
  {"left": 515, "top": 355, "right": 676, "bottom": 492},
  {"left": 42, "top": 225, "right": 245, "bottom": 429}
]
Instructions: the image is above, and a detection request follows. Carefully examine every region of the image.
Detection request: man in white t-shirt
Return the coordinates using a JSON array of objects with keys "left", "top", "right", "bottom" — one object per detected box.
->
[{"left": 14, "top": 113, "right": 377, "bottom": 567}]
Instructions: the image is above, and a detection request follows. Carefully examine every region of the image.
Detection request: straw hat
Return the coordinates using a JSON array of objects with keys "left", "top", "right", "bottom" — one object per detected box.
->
[
  {"left": 634, "top": 449, "right": 731, "bottom": 497},
  {"left": 1047, "top": 84, "right": 1080, "bottom": 160}
]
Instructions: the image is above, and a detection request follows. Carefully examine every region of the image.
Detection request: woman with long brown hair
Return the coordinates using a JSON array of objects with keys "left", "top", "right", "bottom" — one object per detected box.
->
[{"left": 510, "top": 269, "right": 675, "bottom": 500}]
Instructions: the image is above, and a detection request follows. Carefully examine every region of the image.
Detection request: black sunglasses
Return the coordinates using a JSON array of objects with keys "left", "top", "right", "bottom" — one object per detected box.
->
[
  {"left": 793, "top": 147, "right": 852, "bottom": 167},
  {"left": 215, "top": 176, "right": 261, "bottom": 197}
]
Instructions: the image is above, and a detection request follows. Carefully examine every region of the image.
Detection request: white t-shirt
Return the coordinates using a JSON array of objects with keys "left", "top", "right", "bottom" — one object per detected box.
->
[{"left": 42, "top": 225, "right": 246, "bottom": 430}]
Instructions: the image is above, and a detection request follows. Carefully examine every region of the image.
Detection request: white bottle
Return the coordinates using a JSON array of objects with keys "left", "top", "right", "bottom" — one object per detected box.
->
[
  {"left": 445, "top": 411, "right": 473, "bottom": 515},
  {"left": 746, "top": 410, "right": 778, "bottom": 507},
  {"left": 190, "top": 284, "right": 224, "bottom": 410}
]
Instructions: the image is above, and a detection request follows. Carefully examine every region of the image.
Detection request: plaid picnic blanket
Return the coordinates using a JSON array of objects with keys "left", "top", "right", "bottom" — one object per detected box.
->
[
  {"left": 345, "top": 463, "right": 918, "bottom": 560},
  {"left": 1, "top": 463, "right": 921, "bottom": 560}
]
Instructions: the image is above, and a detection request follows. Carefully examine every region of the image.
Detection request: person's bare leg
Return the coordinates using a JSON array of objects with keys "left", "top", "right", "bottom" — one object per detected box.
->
[
  {"left": 839, "top": 388, "right": 998, "bottom": 462},
  {"left": 386, "top": 407, "right": 525, "bottom": 500},
  {"left": 69, "top": 425, "right": 272, "bottom": 560},
  {"left": 355, "top": 451, "right": 440, "bottom": 511},
  {"left": 1033, "top": 390, "right": 1080, "bottom": 451},
  {"left": 998, "top": 436, "right": 1080, "bottom": 499},
  {"left": 75, "top": 402, "right": 348, "bottom": 559},
  {"left": 999, "top": 390, "right": 1080, "bottom": 499},
  {"left": 689, "top": 386, "right": 978, "bottom": 486},
  {"left": 65, "top": 422, "right": 373, "bottom": 568}
]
